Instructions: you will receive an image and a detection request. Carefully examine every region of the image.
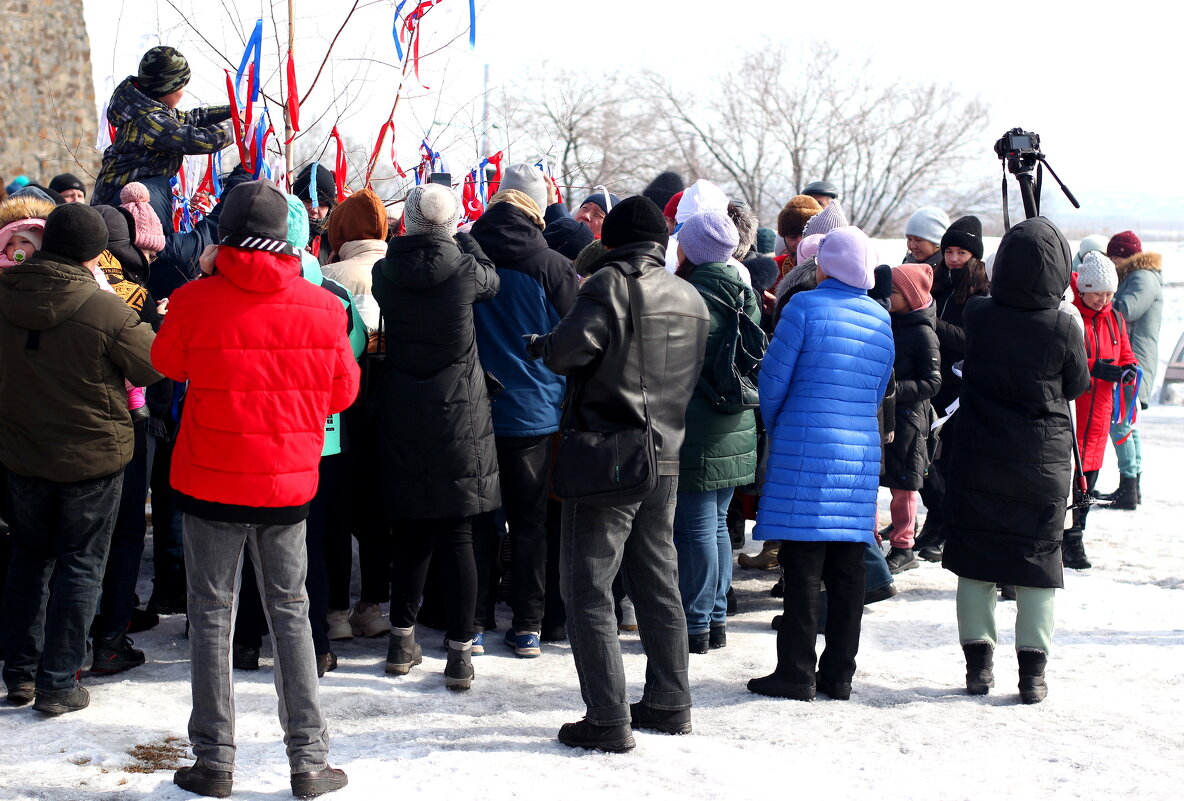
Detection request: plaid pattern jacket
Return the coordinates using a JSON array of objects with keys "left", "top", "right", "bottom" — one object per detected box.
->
[{"left": 92, "top": 77, "right": 232, "bottom": 206}]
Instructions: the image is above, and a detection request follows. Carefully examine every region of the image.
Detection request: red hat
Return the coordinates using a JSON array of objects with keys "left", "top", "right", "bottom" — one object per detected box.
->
[
  {"left": 663, "top": 190, "right": 683, "bottom": 221},
  {"left": 891, "top": 262, "right": 934, "bottom": 312},
  {"left": 1106, "top": 230, "right": 1141, "bottom": 260}
]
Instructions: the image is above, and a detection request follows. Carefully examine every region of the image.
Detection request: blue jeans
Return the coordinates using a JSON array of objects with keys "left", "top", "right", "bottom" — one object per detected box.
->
[
  {"left": 560, "top": 475, "right": 690, "bottom": 726},
  {"left": 673, "top": 487, "right": 735, "bottom": 633},
  {"left": 2, "top": 470, "right": 122, "bottom": 694},
  {"left": 183, "top": 514, "right": 328, "bottom": 773}
]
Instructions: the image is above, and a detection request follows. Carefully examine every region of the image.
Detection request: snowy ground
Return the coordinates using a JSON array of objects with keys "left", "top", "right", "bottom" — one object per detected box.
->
[{"left": 2, "top": 252, "right": 1182, "bottom": 801}]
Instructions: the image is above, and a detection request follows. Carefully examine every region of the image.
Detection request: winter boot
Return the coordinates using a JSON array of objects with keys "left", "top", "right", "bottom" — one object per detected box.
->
[
  {"left": 444, "top": 639, "right": 474, "bottom": 691},
  {"left": 384, "top": 629, "right": 422, "bottom": 676},
  {"left": 1099, "top": 475, "right": 1138, "bottom": 510},
  {"left": 291, "top": 766, "right": 348, "bottom": 798},
  {"left": 961, "top": 641, "right": 995, "bottom": 695},
  {"left": 998, "top": 584, "right": 1017, "bottom": 601},
  {"left": 557, "top": 718, "right": 636, "bottom": 752},
  {"left": 174, "top": 762, "right": 233, "bottom": 798},
  {"left": 885, "top": 547, "right": 919, "bottom": 574},
  {"left": 349, "top": 602, "right": 391, "bottom": 638},
  {"left": 1137, "top": 472, "right": 1142, "bottom": 505},
  {"left": 232, "top": 644, "right": 260, "bottom": 671},
  {"left": 1062, "top": 528, "right": 1092, "bottom": 570},
  {"left": 1017, "top": 648, "right": 1048, "bottom": 704},
  {"left": 737, "top": 540, "right": 780, "bottom": 570},
  {"left": 630, "top": 701, "right": 692, "bottom": 735},
  {"left": 747, "top": 672, "right": 815, "bottom": 701}
]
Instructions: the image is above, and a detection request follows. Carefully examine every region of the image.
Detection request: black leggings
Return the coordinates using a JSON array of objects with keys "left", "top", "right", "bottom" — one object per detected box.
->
[{"left": 389, "top": 516, "right": 477, "bottom": 643}]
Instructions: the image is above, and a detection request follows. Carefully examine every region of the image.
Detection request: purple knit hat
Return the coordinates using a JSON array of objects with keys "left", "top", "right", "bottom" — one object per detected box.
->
[
  {"left": 679, "top": 211, "right": 740, "bottom": 265},
  {"left": 817, "top": 226, "right": 876, "bottom": 290},
  {"left": 802, "top": 199, "right": 850, "bottom": 239}
]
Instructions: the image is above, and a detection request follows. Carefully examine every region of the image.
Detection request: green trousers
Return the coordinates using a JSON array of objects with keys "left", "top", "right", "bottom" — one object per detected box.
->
[{"left": 956, "top": 577, "right": 1056, "bottom": 654}]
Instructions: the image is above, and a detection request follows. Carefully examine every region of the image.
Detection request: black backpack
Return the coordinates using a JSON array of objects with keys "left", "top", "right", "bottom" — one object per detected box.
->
[{"left": 696, "top": 287, "right": 768, "bottom": 414}]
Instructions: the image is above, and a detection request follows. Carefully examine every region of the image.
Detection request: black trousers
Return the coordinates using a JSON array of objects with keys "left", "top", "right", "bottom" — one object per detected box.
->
[
  {"left": 473, "top": 435, "right": 551, "bottom": 633},
  {"left": 93, "top": 419, "right": 150, "bottom": 640},
  {"left": 389, "top": 516, "right": 477, "bottom": 643},
  {"left": 333, "top": 408, "right": 392, "bottom": 607},
  {"left": 776, "top": 540, "right": 866, "bottom": 685},
  {"left": 149, "top": 434, "right": 186, "bottom": 607}
]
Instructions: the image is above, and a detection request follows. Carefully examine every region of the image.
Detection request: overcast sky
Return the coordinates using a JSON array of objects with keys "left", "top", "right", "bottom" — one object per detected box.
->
[{"left": 82, "top": 0, "right": 1184, "bottom": 229}]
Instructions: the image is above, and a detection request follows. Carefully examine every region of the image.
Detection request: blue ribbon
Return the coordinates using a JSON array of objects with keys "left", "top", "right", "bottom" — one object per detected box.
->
[
  {"left": 211, "top": 150, "right": 223, "bottom": 199},
  {"left": 251, "top": 108, "right": 269, "bottom": 179},
  {"left": 309, "top": 162, "right": 320, "bottom": 208},
  {"left": 234, "top": 19, "right": 264, "bottom": 107},
  {"left": 392, "top": 0, "right": 409, "bottom": 60},
  {"left": 1113, "top": 366, "right": 1143, "bottom": 425},
  {"left": 469, "top": 0, "right": 476, "bottom": 48}
]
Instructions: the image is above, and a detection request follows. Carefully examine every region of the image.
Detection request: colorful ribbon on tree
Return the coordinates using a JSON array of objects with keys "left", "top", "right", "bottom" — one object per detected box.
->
[
  {"left": 330, "top": 126, "right": 348, "bottom": 202},
  {"left": 461, "top": 168, "right": 484, "bottom": 222},
  {"left": 285, "top": 49, "right": 301, "bottom": 143}
]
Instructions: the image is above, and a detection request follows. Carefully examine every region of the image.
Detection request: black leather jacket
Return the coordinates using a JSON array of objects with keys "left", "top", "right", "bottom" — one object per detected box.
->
[{"left": 528, "top": 241, "right": 709, "bottom": 475}]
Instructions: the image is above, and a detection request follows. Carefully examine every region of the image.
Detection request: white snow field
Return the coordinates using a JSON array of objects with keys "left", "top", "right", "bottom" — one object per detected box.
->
[{"left": 1, "top": 249, "right": 1181, "bottom": 800}]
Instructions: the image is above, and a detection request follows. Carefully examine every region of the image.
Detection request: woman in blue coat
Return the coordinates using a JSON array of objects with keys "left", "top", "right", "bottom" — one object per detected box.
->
[{"left": 748, "top": 226, "right": 894, "bottom": 702}]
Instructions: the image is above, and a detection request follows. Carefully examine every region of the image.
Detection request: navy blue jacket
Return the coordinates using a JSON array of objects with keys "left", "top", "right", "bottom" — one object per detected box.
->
[{"left": 471, "top": 201, "right": 579, "bottom": 436}]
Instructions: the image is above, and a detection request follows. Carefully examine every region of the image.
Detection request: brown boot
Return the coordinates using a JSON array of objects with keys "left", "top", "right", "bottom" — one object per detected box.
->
[{"left": 738, "top": 540, "right": 780, "bottom": 570}]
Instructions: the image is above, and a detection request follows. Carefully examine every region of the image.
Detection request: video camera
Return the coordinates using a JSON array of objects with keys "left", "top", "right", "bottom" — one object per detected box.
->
[{"left": 993, "top": 127, "right": 1077, "bottom": 225}]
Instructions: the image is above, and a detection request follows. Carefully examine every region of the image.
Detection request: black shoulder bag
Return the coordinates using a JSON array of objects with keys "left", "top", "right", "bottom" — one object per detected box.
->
[
  {"left": 696, "top": 288, "right": 767, "bottom": 414},
  {"left": 359, "top": 314, "right": 386, "bottom": 424},
  {"left": 552, "top": 269, "right": 658, "bottom": 506}
]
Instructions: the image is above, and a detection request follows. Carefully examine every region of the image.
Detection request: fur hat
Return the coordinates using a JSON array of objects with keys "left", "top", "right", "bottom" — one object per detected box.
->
[
  {"left": 776, "top": 195, "right": 822, "bottom": 237},
  {"left": 600, "top": 196, "right": 668, "bottom": 250},
  {"left": 403, "top": 184, "right": 459, "bottom": 236},
  {"left": 817, "top": 226, "right": 876, "bottom": 290},
  {"left": 802, "top": 200, "right": 850, "bottom": 239},
  {"left": 42, "top": 203, "right": 109, "bottom": 264},
  {"left": 327, "top": 188, "right": 388, "bottom": 251},
  {"left": 119, "top": 182, "right": 166, "bottom": 253},
  {"left": 905, "top": 207, "right": 950, "bottom": 246},
  {"left": 940, "top": 216, "right": 984, "bottom": 261},
  {"left": 892, "top": 263, "right": 934, "bottom": 311},
  {"left": 0, "top": 194, "right": 54, "bottom": 266},
  {"left": 1077, "top": 251, "right": 1118, "bottom": 294},
  {"left": 499, "top": 163, "right": 548, "bottom": 212},
  {"left": 138, "top": 45, "right": 191, "bottom": 98},
  {"left": 642, "top": 171, "right": 685, "bottom": 212},
  {"left": 675, "top": 179, "right": 729, "bottom": 225},
  {"left": 744, "top": 255, "right": 780, "bottom": 294},
  {"left": 679, "top": 211, "right": 740, "bottom": 265},
  {"left": 1106, "top": 231, "right": 1142, "bottom": 261}
]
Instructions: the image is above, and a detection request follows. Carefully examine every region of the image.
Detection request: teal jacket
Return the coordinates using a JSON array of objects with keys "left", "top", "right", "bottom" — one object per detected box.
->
[{"left": 678, "top": 262, "right": 761, "bottom": 493}]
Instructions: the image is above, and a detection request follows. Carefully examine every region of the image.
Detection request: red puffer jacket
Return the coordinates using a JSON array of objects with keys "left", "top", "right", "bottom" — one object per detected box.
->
[
  {"left": 1072, "top": 280, "right": 1136, "bottom": 472},
  {"left": 152, "top": 245, "right": 360, "bottom": 510}
]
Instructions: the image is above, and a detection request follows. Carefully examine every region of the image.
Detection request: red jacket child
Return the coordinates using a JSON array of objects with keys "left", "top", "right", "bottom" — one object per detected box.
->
[
  {"left": 1071, "top": 253, "right": 1137, "bottom": 473},
  {"left": 152, "top": 181, "right": 360, "bottom": 520}
]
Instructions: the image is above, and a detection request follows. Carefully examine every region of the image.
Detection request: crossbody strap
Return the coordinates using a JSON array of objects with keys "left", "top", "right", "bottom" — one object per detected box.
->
[{"left": 623, "top": 268, "right": 652, "bottom": 429}]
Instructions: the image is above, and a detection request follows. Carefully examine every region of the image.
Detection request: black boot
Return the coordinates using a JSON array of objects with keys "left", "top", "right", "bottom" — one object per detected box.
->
[
  {"left": 961, "top": 641, "right": 995, "bottom": 695},
  {"left": 1062, "top": 528, "right": 1091, "bottom": 569},
  {"left": 91, "top": 633, "right": 146, "bottom": 674},
  {"left": 1099, "top": 475, "right": 1138, "bottom": 510},
  {"left": 1017, "top": 648, "right": 1048, "bottom": 704},
  {"left": 1137, "top": 472, "right": 1142, "bottom": 505}
]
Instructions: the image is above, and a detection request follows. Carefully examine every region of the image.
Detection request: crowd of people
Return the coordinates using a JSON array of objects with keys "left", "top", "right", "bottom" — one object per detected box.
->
[{"left": 0, "top": 44, "right": 1167, "bottom": 798}]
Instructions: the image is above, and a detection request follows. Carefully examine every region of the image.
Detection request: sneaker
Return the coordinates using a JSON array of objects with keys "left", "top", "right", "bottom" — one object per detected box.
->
[
  {"left": 349, "top": 602, "right": 390, "bottom": 638},
  {"left": 91, "top": 633, "right": 146, "bottom": 674},
  {"left": 316, "top": 652, "right": 337, "bottom": 678},
  {"left": 557, "top": 718, "right": 636, "bottom": 752},
  {"left": 32, "top": 685, "right": 90, "bottom": 716},
  {"left": 630, "top": 701, "right": 692, "bottom": 735},
  {"left": 504, "top": 630, "right": 542, "bottom": 658},
  {"left": 5, "top": 682, "right": 34, "bottom": 706},
  {"left": 291, "top": 766, "right": 348, "bottom": 798},
  {"left": 232, "top": 644, "right": 260, "bottom": 671},
  {"left": 326, "top": 610, "right": 353, "bottom": 641},
  {"left": 885, "top": 547, "right": 919, "bottom": 574},
  {"left": 174, "top": 762, "right": 233, "bottom": 799}
]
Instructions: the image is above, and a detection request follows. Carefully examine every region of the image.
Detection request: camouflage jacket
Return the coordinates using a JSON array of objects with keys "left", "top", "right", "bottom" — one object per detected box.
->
[{"left": 92, "top": 77, "right": 232, "bottom": 206}]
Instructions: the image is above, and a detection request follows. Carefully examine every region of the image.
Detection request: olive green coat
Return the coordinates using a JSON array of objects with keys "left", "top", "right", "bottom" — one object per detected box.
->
[{"left": 678, "top": 262, "right": 761, "bottom": 492}]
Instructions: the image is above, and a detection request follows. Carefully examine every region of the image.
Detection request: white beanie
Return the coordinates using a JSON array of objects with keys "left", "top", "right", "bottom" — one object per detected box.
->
[
  {"left": 1077, "top": 251, "right": 1118, "bottom": 294},
  {"left": 1072, "top": 233, "right": 1110, "bottom": 271},
  {"left": 499, "top": 163, "right": 547, "bottom": 212},
  {"left": 675, "top": 179, "right": 729, "bottom": 225},
  {"left": 905, "top": 206, "right": 950, "bottom": 246},
  {"left": 404, "top": 184, "right": 458, "bottom": 236}
]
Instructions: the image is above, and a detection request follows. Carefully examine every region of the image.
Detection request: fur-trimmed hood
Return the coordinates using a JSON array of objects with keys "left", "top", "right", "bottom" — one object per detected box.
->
[
  {"left": 0, "top": 195, "right": 55, "bottom": 229},
  {"left": 1116, "top": 251, "right": 1161, "bottom": 281}
]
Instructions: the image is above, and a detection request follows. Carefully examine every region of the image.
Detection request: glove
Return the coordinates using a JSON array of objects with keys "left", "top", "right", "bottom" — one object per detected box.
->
[
  {"left": 1120, "top": 364, "right": 1139, "bottom": 385},
  {"left": 522, "top": 333, "right": 541, "bottom": 360},
  {"left": 1089, "top": 360, "right": 1123, "bottom": 383}
]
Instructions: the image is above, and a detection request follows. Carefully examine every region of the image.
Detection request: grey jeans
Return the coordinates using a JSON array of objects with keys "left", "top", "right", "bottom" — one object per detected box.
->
[
  {"left": 183, "top": 514, "right": 328, "bottom": 773},
  {"left": 560, "top": 475, "right": 690, "bottom": 726}
]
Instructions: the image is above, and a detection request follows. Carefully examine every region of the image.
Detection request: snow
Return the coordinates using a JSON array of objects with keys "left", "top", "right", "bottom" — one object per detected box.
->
[{"left": 2, "top": 298, "right": 1183, "bottom": 801}]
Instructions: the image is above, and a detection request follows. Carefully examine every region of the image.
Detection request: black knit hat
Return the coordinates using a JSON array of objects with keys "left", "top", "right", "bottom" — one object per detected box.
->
[
  {"left": 642, "top": 171, "right": 686, "bottom": 213},
  {"left": 600, "top": 196, "right": 668, "bottom": 250},
  {"left": 940, "top": 216, "right": 984, "bottom": 261},
  {"left": 42, "top": 203, "right": 109, "bottom": 264},
  {"left": 292, "top": 163, "right": 337, "bottom": 208},
  {"left": 49, "top": 173, "right": 86, "bottom": 197},
  {"left": 138, "top": 46, "right": 191, "bottom": 99},
  {"left": 218, "top": 181, "right": 295, "bottom": 255}
]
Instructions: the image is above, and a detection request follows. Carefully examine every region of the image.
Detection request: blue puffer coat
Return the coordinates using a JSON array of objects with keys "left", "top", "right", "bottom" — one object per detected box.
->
[{"left": 754, "top": 279, "right": 894, "bottom": 544}]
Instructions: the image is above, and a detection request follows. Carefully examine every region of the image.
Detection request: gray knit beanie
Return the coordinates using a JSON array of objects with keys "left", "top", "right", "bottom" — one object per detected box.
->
[
  {"left": 905, "top": 206, "right": 950, "bottom": 245},
  {"left": 499, "top": 163, "right": 548, "bottom": 212},
  {"left": 404, "top": 184, "right": 458, "bottom": 236}
]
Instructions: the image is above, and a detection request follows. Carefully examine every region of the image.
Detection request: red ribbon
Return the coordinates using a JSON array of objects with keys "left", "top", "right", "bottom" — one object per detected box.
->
[
  {"left": 462, "top": 170, "right": 484, "bottom": 221},
  {"left": 285, "top": 50, "right": 301, "bottom": 144},
  {"left": 225, "top": 71, "right": 249, "bottom": 168},
  {"left": 486, "top": 151, "right": 503, "bottom": 197},
  {"left": 330, "top": 126, "right": 348, "bottom": 202},
  {"left": 400, "top": 1, "right": 438, "bottom": 89}
]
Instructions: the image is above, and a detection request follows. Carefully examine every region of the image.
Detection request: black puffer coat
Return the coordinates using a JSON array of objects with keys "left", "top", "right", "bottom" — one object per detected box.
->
[
  {"left": 931, "top": 265, "right": 988, "bottom": 414},
  {"left": 882, "top": 304, "right": 940, "bottom": 490},
  {"left": 371, "top": 231, "right": 501, "bottom": 519},
  {"left": 942, "top": 218, "right": 1090, "bottom": 589}
]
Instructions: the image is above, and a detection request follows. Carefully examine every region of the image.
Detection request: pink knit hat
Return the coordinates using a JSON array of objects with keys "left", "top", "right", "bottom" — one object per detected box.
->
[
  {"left": 892, "top": 263, "right": 934, "bottom": 311},
  {"left": 119, "top": 182, "right": 166, "bottom": 253}
]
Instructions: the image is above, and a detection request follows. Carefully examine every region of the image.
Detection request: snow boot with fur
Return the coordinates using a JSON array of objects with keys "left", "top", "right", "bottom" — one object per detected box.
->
[{"left": 962, "top": 641, "right": 995, "bottom": 695}]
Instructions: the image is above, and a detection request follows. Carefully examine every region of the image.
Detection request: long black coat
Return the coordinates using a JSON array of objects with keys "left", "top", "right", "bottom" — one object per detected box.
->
[
  {"left": 942, "top": 218, "right": 1090, "bottom": 588},
  {"left": 371, "top": 231, "right": 502, "bottom": 519},
  {"left": 931, "top": 265, "right": 988, "bottom": 414},
  {"left": 882, "top": 304, "right": 940, "bottom": 490}
]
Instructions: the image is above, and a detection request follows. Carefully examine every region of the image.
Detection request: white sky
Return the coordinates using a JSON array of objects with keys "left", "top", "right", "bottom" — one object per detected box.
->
[{"left": 82, "top": 0, "right": 1184, "bottom": 226}]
